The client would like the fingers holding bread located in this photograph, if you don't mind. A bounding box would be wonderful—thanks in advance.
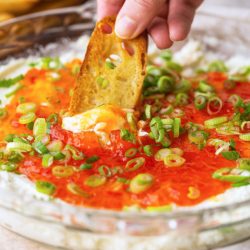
[69,16,148,114]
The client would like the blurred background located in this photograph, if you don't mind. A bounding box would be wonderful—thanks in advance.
[0,0,249,23]
[0,0,86,22]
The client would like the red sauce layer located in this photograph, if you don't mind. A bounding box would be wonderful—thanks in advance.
[1,62,250,211]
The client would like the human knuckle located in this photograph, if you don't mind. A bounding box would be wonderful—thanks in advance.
[134,0,165,9]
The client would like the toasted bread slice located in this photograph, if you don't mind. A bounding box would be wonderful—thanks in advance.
[69,16,147,115]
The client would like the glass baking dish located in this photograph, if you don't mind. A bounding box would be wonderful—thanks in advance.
[0,1,250,249]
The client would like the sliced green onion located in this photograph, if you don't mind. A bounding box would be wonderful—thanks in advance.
[143,145,153,156]
[16,102,37,114]
[46,113,59,125]
[126,112,137,131]
[26,122,34,130]
[208,60,227,72]
[117,177,130,184]
[232,181,250,187]
[125,148,138,158]
[125,157,145,172]
[150,117,171,147]
[33,141,49,154]
[160,105,174,115]
[146,65,162,76]
[212,168,250,183]
[228,94,243,108]
[188,130,209,146]
[0,75,23,88]
[13,134,29,144]
[65,145,85,160]
[58,150,71,163]
[160,50,172,61]
[4,134,15,142]
[129,173,154,194]
[221,151,240,161]
[86,155,100,164]
[53,152,66,161]
[47,140,63,152]
[216,123,240,136]
[241,121,250,132]
[207,96,223,115]
[42,154,54,168]
[145,104,152,119]
[67,183,90,198]
[96,76,109,89]
[229,139,236,150]
[85,175,106,187]
[35,181,56,195]
[194,95,207,110]
[0,108,8,120]
[34,134,50,145]
[204,116,228,129]
[237,158,250,170]
[155,148,172,161]
[171,148,184,156]
[187,186,200,200]
[175,93,189,106]
[172,108,185,118]
[162,118,173,130]
[80,163,92,170]
[164,154,185,167]
[0,162,18,172]
[7,142,32,152]
[105,58,116,69]
[173,118,181,138]
[7,151,23,163]
[157,76,174,93]
[52,166,74,178]
[239,133,250,141]
[150,117,163,139]
[174,79,191,93]
[41,57,62,70]
[18,112,36,125]
[112,166,124,175]
[208,139,229,155]
[198,80,214,93]
[120,129,136,143]
[33,118,47,137]
[166,61,182,72]
[98,165,112,177]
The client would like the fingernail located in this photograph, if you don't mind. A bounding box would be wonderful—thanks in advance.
[115,15,137,39]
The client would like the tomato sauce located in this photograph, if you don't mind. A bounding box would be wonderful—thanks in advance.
[1,63,250,211]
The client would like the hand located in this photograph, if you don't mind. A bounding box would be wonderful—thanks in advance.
[97,0,203,49]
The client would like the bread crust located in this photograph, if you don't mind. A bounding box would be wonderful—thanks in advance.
[69,16,147,115]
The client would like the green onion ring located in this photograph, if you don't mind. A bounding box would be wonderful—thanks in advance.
[98,165,112,177]
[204,116,228,129]
[207,96,223,115]
[194,95,207,110]
[239,133,250,141]
[125,148,138,158]
[213,168,250,183]
[125,157,145,172]
[19,112,36,125]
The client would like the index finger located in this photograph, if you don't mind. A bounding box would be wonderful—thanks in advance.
[97,0,125,20]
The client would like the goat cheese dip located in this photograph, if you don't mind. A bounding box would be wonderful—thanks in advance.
[0,36,250,249]
[1,36,250,211]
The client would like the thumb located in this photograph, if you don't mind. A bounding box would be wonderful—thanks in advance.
[115,0,166,39]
